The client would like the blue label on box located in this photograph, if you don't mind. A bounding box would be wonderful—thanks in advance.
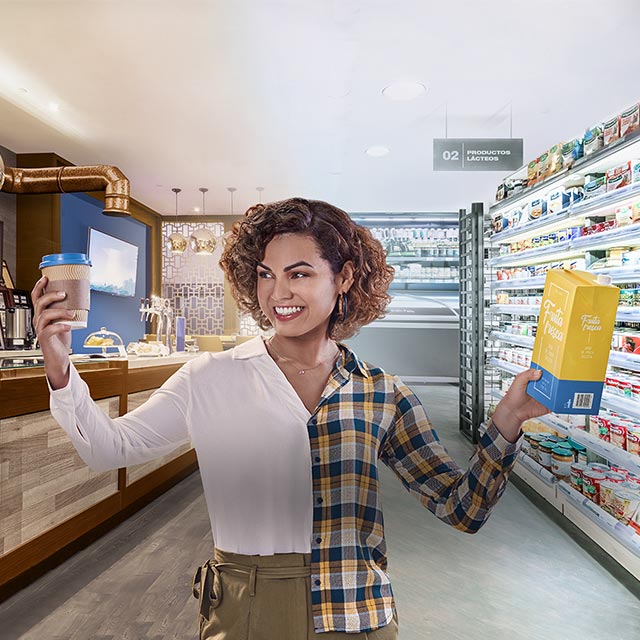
[526,363,604,414]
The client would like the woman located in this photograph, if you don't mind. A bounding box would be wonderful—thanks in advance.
[32,197,548,639]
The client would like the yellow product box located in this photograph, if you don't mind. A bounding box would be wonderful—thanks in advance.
[527,269,619,414]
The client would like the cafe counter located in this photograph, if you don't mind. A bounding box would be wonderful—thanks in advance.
[0,352,201,599]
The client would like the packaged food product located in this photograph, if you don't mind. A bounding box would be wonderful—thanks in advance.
[496,182,507,202]
[620,103,640,138]
[548,144,564,175]
[634,203,640,224]
[584,176,607,198]
[616,205,634,226]
[527,159,538,186]
[603,116,621,146]
[626,424,640,455]
[547,189,570,215]
[606,161,634,192]
[562,139,583,169]
[537,152,550,181]
[583,126,604,156]
[570,462,589,491]
[599,480,619,514]
[632,160,640,183]
[613,488,640,524]
[527,270,619,414]
[509,208,525,228]
[492,211,505,234]
[528,198,547,221]
[582,469,606,503]
[588,463,611,473]
[539,440,555,469]
[551,445,574,479]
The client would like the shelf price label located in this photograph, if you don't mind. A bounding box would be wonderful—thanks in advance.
[433,138,524,172]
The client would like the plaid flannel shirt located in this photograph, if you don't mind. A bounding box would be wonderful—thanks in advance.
[309,342,522,633]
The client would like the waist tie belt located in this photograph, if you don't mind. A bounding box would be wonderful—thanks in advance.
[192,559,312,621]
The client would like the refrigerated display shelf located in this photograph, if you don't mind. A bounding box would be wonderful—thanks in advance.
[488,127,640,215]
[601,391,640,419]
[492,305,640,323]
[387,255,459,262]
[557,482,640,560]
[490,331,535,348]
[489,181,640,245]
[492,266,640,291]
[489,222,640,268]
[488,357,526,376]
[491,334,640,373]
[491,276,546,290]
[567,428,640,475]
[517,452,558,486]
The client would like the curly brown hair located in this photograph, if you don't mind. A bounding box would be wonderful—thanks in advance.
[219,197,394,340]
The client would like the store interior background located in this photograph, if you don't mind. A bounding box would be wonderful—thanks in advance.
[2,1,640,638]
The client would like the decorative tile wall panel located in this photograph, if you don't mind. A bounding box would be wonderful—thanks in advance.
[162,222,225,336]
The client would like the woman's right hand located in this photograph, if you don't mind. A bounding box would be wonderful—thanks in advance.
[31,275,74,389]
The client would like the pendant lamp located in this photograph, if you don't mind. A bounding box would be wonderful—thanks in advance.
[189,187,216,255]
[222,187,237,247]
[167,188,187,254]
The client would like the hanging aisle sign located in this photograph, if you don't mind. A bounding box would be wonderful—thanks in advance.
[433,138,524,171]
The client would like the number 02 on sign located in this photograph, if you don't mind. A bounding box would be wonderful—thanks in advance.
[433,138,524,172]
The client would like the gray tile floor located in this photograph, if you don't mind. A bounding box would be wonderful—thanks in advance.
[1,384,639,639]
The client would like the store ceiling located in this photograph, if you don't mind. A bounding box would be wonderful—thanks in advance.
[0,0,639,216]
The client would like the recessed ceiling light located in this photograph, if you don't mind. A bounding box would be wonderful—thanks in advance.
[18,87,28,94]
[365,145,390,158]
[382,81,427,101]
[194,206,201,213]
[48,102,59,112]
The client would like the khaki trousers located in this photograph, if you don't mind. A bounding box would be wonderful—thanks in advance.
[192,548,399,639]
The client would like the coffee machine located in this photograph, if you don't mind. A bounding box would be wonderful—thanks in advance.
[0,222,35,350]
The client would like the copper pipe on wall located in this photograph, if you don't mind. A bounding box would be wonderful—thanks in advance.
[0,154,130,217]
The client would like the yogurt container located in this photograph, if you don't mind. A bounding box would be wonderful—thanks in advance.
[599,481,620,515]
[613,488,640,524]
[570,463,589,492]
[583,470,606,503]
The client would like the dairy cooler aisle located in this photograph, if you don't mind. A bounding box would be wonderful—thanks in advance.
[347,212,459,382]
[483,99,640,584]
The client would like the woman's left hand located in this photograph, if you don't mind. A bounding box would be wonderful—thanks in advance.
[491,369,550,443]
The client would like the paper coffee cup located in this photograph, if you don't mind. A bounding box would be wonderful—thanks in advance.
[39,253,92,329]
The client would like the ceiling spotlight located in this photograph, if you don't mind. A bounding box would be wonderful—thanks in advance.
[365,145,390,158]
[48,102,60,112]
[382,81,427,101]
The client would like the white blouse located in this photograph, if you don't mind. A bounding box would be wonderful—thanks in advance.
[49,337,315,555]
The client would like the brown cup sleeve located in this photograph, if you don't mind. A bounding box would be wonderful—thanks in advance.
[45,279,91,311]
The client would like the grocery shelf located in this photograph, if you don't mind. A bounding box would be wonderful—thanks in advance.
[491,276,546,291]
[387,255,459,262]
[489,241,574,267]
[489,222,640,268]
[601,391,640,419]
[489,357,527,375]
[489,128,640,215]
[517,452,558,486]
[608,352,640,373]
[489,181,640,245]
[491,304,640,323]
[567,428,640,475]
[491,304,540,316]
[558,483,640,560]
[571,222,640,252]
[490,331,535,348]
[492,265,640,291]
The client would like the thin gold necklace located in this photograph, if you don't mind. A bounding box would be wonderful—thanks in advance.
[267,337,340,375]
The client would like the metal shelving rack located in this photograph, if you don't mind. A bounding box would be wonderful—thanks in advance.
[480,122,640,581]
[458,203,484,443]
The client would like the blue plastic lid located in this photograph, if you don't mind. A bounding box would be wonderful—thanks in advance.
[39,253,92,269]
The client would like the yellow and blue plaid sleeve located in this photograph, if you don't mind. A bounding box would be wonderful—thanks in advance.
[379,378,522,533]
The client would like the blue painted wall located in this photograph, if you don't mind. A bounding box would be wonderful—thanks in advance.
[60,193,149,352]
